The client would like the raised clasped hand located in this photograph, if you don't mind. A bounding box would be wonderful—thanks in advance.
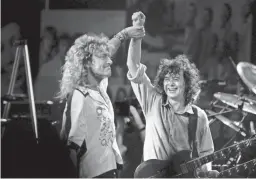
[122,11,146,40]
[132,11,146,27]
[124,26,145,39]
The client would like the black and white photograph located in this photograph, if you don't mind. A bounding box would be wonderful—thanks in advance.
[1,0,256,178]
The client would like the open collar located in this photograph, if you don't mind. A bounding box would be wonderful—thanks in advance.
[162,95,194,114]
[77,79,110,110]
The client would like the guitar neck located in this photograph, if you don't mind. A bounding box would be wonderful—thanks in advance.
[218,158,256,178]
[184,137,255,172]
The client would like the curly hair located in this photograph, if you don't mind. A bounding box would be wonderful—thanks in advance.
[56,33,111,100]
[153,55,201,106]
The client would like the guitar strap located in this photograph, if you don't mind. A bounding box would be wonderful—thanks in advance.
[140,106,199,163]
[188,106,199,158]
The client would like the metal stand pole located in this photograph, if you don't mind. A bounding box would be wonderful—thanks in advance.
[2,46,22,118]
[2,40,39,143]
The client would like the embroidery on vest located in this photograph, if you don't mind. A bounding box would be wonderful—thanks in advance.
[96,106,114,146]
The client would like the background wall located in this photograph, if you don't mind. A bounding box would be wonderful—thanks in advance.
[38,10,129,102]
[40,10,126,35]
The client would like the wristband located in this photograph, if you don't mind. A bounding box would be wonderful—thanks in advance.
[114,29,128,42]
[68,141,80,151]
[114,34,124,42]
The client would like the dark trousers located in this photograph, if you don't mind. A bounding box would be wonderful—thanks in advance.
[94,169,118,178]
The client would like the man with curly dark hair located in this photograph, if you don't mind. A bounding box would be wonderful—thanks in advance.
[127,12,218,178]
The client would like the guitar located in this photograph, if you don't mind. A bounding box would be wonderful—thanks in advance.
[218,158,256,178]
[134,137,256,178]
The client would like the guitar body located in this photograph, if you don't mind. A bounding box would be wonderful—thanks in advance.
[134,138,256,178]
[134,150,195,178]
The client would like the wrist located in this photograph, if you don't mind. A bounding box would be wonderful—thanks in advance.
[131,38,142,42]
[114,29,128,42]
[121,28,128,39]
[135,38,143,42]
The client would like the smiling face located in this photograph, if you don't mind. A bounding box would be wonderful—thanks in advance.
[163,70,185,102]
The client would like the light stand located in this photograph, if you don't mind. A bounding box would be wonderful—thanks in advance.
[1,40,39,143]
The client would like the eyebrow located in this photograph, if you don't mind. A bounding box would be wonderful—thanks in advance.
[102,53,110,57]
[165,74,180,78]
[94,52,110,58]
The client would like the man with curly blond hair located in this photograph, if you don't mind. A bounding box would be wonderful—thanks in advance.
[58,26,145,178]
[127,12,219,178]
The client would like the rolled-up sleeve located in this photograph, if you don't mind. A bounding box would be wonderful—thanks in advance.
[198,111,214,157]
[68,90,87,148]
[127,63,157,115]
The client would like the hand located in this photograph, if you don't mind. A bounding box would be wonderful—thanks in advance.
[132,11,146,27]
[123,26,145,39]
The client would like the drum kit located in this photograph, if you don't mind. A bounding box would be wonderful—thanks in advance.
[203,61,256,177]
[206,61,256,136]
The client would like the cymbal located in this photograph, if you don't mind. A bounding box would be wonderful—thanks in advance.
[206,109,246,137]
[214,92,256,115]
[237,62,256,94]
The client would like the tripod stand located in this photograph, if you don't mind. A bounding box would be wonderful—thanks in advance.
[2,40,39,142]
